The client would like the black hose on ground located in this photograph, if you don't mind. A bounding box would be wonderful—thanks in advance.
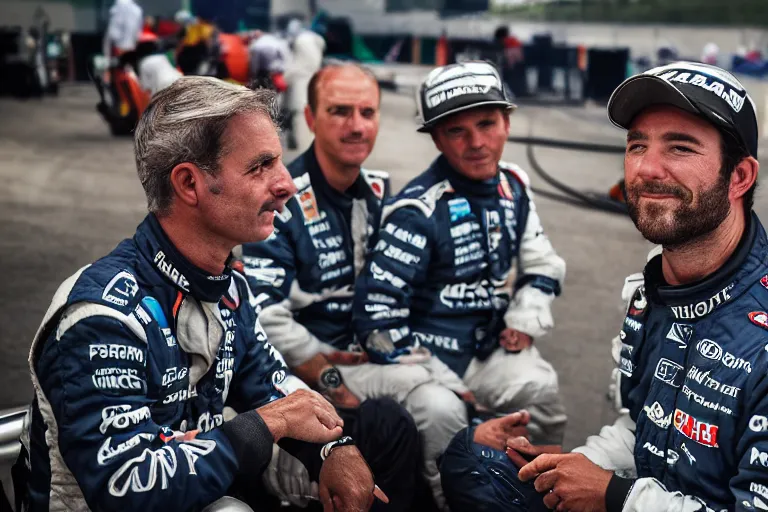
[524,144,628,216]
[508,136,625,154]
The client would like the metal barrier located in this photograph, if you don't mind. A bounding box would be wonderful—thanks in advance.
[0,407,26,463]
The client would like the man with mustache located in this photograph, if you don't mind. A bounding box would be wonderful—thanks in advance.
[352,61,567,508]
[443,61,768,512]
[16,76,386,512]
[240,62,424,510]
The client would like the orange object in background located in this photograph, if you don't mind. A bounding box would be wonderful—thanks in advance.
[577,44,588,72]
[436,33,449,66]
[217,32,249,84]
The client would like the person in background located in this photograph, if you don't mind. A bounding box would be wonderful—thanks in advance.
[102,0,143,76]
[284,19,326,151]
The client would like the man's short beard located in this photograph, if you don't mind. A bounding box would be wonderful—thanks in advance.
[626,172,731,248]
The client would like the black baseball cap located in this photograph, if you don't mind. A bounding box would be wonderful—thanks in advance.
[417,61,517,133]
[608,61,758,157]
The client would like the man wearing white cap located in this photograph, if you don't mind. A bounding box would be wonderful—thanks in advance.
[352,60,567,508]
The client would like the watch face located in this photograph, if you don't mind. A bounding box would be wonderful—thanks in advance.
[320,367,343,389]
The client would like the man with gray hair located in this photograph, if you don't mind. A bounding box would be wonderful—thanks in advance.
[17,76,386,512]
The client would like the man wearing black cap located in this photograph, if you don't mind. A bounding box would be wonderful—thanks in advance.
[351,61,567,508]
[453,61,767,512]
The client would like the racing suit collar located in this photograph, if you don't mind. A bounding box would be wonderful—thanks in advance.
[436,154,500,197]
[645,212,764,314]
[135,213,233,302]
[306,143,367,207]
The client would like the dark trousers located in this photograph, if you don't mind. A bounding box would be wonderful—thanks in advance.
[234,398,435,511]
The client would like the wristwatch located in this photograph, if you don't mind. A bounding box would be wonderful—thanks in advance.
[317,366,343,394]
[320,436,355,460]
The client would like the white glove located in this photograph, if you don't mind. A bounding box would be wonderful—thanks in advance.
[504,287,555,339]
[262,445,318,507]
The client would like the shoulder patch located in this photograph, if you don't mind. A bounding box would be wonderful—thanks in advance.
[381,179,452,223]
[361,168,389,200]
[499,161,531,188]
[102,271,139,308]
[361,168,390,180]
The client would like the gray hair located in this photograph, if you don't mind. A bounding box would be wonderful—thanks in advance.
[134,76,279,215]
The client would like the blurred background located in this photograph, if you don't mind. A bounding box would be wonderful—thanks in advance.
[1,0,768,478]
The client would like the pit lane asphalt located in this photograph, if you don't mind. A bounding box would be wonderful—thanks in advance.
[3,84,763,452]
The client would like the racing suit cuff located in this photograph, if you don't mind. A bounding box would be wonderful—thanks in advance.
[605,474,635,512]
[220,410,274,477]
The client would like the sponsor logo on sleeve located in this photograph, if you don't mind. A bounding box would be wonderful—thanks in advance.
[92,369,145,393]
[102,271,139,307]
[673,408,718,447]
[99,405,151,434]
[90,344,145,364]
[98,432,155,465]
[628,288,647,316]
[624,317,643,331]
[107,439,216,496]
[162,367,188,388]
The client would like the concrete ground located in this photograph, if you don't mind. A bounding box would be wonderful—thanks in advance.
[1,82,765,463]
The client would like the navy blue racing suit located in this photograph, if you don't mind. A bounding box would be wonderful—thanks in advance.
[352,155,565,376]
[18,214,317,511]
[240,146,425,511]
[241,144,390,365]
[575,213,768,511]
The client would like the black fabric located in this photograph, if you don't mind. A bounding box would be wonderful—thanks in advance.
[337,398,423,512]
[220,410,275,478]
[605,474,635,512]
[235,398,428,512]
[440,426,548,512]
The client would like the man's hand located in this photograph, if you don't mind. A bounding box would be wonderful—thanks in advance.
[500,328,532,352]
[473,410,530,451]
[518,453,613,512]
[504,436,562,468]
[318,445,389,512]
[257,389,344,443]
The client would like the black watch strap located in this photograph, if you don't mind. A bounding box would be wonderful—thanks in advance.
[320,436,355,460]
